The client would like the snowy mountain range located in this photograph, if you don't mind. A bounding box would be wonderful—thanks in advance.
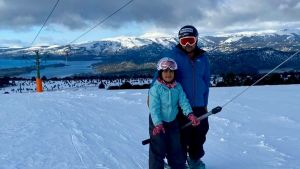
[1,30,300,77]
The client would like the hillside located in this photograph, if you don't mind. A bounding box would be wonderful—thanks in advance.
[0,85,300,168]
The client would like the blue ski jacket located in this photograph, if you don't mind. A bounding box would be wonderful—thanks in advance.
[170,46,210,107]
[149,80,193,126]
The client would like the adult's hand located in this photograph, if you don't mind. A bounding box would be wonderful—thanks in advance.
[188,114,200,126]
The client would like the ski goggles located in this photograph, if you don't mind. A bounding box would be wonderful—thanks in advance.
[179,36,197,46]
[158,60,178,70]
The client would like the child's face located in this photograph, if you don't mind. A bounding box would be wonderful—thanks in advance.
[162,69,174,82]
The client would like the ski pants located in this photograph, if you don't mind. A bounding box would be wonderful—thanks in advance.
[177,107,209,161]
[149,116,186,169]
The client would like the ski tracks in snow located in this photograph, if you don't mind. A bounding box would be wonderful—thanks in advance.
[54,90,148,169]
[206,99,298,169]
[2,86,299,169]
[58,111,88,169]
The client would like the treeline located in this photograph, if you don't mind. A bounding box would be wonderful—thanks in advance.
[37,74,153,81]
[0,76,30,88]
[0,74,153,88]
[0,75,152,93]
[213,72,300,87]
[1,71,300,90]
[107,81,150,90]
[0,76,11,88]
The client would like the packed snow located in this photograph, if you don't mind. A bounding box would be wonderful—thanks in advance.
[0,84,300,169]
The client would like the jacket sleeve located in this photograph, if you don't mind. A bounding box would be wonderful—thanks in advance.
[203,55,210,106]
[150,71,158,87]
[147,71,158,107]
[149,85,162,126]
[177,84,193,116]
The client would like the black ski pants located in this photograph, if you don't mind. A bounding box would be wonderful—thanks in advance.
[177,107,209,161]
[149,116,185,169]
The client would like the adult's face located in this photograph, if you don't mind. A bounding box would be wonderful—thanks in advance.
[181,43,196,53]
[179,36,197,53]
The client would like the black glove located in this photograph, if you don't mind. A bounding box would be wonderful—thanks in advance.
[212,106,222,114]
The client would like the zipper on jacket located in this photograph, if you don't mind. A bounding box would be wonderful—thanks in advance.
[168,89,172,114]
[190,60,196,107]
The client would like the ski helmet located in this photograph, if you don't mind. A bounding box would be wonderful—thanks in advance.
[178,25,198,39]
[157,57,178,71]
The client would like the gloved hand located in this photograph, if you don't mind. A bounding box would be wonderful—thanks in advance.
[152,124,165,136]
[188,114,200,126]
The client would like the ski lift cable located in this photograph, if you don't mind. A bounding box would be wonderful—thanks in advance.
[220,50,300,109]
[30,0,61,46]
[141,51,300,146]
[22,0,60,76]
[20,0,133,73]
[68,0,134,45]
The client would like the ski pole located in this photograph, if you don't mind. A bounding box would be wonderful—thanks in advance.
[142,106,222,145]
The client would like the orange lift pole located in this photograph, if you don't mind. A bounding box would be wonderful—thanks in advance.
[35,50,43,92]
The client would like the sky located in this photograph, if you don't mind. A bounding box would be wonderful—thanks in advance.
[0,0,300,47]
[0,83,300,168]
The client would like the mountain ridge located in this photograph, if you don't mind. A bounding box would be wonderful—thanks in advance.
[1,30,300,77]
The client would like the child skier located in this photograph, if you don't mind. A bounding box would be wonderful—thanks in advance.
[149,57,200,169]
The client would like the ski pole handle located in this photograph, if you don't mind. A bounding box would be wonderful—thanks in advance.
[211,106,222,114]
[142,138,151,145]
[181,106,222,129]
[142,106,222,145]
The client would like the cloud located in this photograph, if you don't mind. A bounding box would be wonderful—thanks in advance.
[295,2,300,8]
[0,0,299,34]
[0,1,4,8]
[0,39,26,47]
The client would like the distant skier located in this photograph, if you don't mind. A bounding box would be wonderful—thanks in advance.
[148,57,200,169]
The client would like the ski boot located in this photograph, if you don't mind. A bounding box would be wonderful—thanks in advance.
[164,161,190,169]
[187,158,206,169]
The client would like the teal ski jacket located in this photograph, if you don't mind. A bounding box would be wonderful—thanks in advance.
[149,80,193,126]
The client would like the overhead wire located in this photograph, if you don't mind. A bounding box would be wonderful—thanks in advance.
[20,0,61,68]
[220,50,300,108]
[68,0,134,45]
[30,0,61,46]
[18,0,60,79]
[17,0,134,78]
[61,0,134,67]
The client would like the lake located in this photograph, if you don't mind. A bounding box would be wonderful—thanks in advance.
[0,58,102,78]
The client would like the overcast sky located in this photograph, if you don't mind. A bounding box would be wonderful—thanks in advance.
[0,0,300,47]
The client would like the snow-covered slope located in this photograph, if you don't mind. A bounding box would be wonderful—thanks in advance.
[0,85,300,169]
